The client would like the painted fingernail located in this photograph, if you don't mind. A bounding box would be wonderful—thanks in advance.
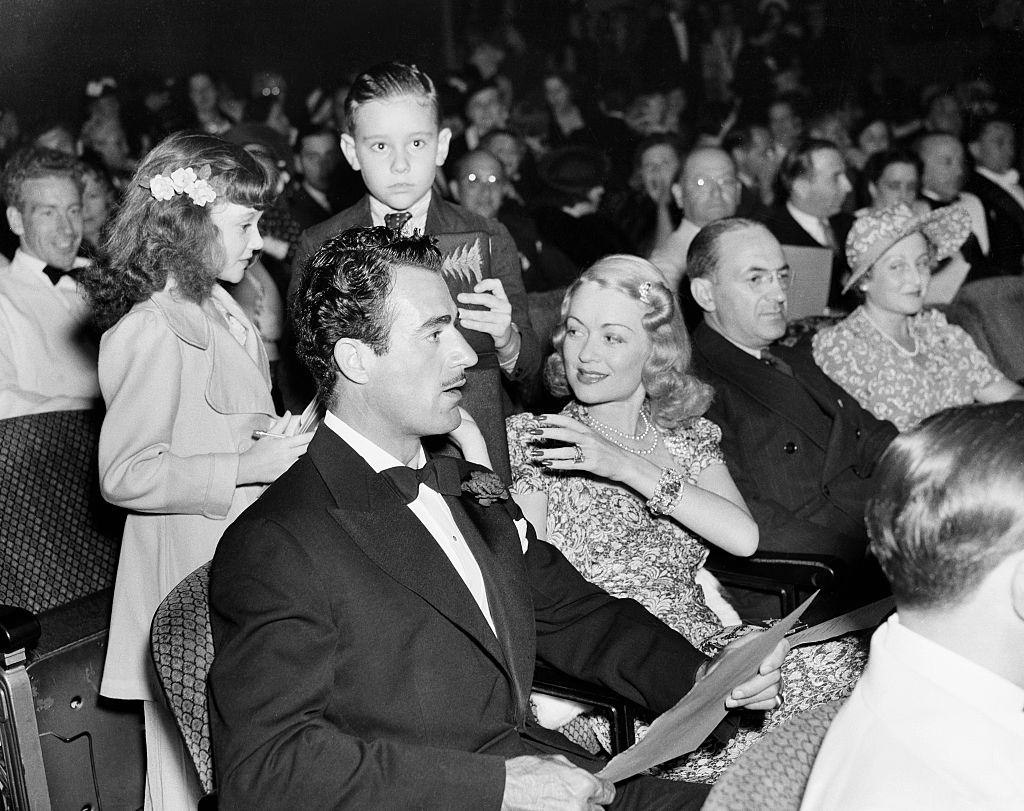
[529,428,543,435]
[529,449,543,458]
[541,461,552,467]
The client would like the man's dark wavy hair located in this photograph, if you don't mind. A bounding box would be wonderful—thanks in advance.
[292,226,442,404]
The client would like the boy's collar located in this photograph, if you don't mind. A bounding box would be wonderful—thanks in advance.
[369,190,432,232]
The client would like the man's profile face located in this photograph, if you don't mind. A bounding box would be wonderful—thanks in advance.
[693,226,789,351]
[362,267,477,444]
[7,175,83,269]
[299,133,341,192]
[920,135,965,200]
[341,95,451,212]
[970,121,1015,175]
[454,152,504,220]
[676,148,739,227]
[793,148,850,218]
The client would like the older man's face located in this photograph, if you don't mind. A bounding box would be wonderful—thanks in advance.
[793,148,851,218]
[692,225,790,352]
[920,135,965,200]
[676,148,739,227]
[453,152,504,220]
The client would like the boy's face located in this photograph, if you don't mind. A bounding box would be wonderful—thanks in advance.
[341,94,451,211]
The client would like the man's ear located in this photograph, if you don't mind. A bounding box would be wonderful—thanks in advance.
[967,140,981,162]
[690,276,716,313]
[6,205,24,237]
[339,133,360,172]
[671,182,684,210]
[435,127,452,167]
[790,177,809,205]
[1010,554,1024,623]
[448,178,461,202]
[333,338,371,384]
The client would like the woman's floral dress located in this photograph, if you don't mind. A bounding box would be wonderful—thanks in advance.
[508,404,869,782]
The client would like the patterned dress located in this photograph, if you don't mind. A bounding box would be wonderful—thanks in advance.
[813,307,1005,432]
[508,405,869,783]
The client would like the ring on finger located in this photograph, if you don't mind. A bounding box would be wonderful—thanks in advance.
[573,444,585,464]
[773,694,783,710]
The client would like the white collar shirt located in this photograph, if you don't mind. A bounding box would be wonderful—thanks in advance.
[322,410,497,635]
[977,166,1024,212]
[787,201,831,248]
[369,190,432,236]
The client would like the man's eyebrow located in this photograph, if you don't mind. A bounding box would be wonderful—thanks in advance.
[745,263,791,273]
[417,314,452,332]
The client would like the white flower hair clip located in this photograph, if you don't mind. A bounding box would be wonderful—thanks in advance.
[637,281,653,304]
[142,164,217,207]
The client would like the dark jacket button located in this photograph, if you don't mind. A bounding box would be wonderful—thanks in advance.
[855,429,863,439]
[784,442,798,454]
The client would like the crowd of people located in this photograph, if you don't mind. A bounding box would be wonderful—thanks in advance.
[2,1,1024,809]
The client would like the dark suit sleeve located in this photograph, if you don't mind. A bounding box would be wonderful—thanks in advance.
[520,525,708,715]
[209,517,506,811]
[487,219,541,382]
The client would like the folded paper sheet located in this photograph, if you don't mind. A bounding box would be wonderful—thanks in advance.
[598,591,817,784]
[788,596,895,648]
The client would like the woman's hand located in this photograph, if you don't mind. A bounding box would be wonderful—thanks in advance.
[237,412,315,485]
[448,407,493,469]
[527,413,647,483]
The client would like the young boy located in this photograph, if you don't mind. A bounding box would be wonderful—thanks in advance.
[292,62,539,481]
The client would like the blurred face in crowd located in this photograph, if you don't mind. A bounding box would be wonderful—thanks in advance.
[691,225,790,351]
[81,170,113,246]
[543,76,572,111]
[639,143,680,204]
[483,132,524,179]
[341,94,451,212]
[85,119,131,169]
[35,126,77,156]
[675,147,739,227]
[871,161,920,210]
[188,73,219,115]
[920,134,965,200]
[465,87,507,136]
[791,147,851,218]
[809,114,852,152]
[768,101,801,149]
[926,93,963,137]
[861,232,930,318]
[298,132,341,192]
[857,120,891,158]
[7,175,83,270]
[452,151,504,220]
[970,121,1016,174]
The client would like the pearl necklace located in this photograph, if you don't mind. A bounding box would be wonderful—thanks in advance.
[860,308,919,357]
[581,407,660,455]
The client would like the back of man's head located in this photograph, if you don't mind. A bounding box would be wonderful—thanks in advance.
[344,62,440,135]
[776,136,837,200]
[293,226,441,403]
[1,146,82,212]
[867,402,1024,611]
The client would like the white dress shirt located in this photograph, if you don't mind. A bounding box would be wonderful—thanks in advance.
[369,190,432,235]
[802,615,1024,810]
[323,410,497,635]
[0,248,99,418]
[787,202,832,249]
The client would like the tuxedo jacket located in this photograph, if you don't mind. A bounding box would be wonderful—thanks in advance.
[757,205,854,310]
[285,183,337,233]
[291,195,541,482]
[965,171,1024,275]
[208,426,708,810]
[692,324,897,566]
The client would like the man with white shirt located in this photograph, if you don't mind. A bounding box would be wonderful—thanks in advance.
[802,402,1024,810]
[209,226,787,810]
[687,218,896,574]
[0,146,99,418]
[966,115,1024,274]
[757,138,855,309]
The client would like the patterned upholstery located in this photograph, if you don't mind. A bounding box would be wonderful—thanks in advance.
[151,563,215,795]
[0,409,124,614]
[702,699,845,811]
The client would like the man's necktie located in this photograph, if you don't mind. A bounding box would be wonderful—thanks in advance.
[43,265,79,286]
[381,457,462,504]
[819,219,837,252]
[384,211,412,233]
[761,348,795,378]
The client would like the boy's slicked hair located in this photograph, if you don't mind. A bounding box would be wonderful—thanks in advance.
[344,62,440,134]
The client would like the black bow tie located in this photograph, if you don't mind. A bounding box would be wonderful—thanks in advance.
[43,265,79,286]
[380,457,462,504]
[384,211,412,232]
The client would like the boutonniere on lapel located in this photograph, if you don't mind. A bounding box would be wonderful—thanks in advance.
[461,471,509,507]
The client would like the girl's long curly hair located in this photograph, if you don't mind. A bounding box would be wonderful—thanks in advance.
[81,131,275,331]
[545,254,714,429]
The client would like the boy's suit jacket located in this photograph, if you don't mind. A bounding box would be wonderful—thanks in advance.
[291,195,541,482]
[209,425,708,809]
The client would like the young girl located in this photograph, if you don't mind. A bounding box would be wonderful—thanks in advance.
[81,131,313,809]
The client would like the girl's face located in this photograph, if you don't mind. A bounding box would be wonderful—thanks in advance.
[210,202,264,284]
[863,232,930,317]
[561,281,652,407]
[81,173,112,243]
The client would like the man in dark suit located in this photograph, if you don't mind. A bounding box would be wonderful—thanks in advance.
[286,125,351,232]
[756,137,855,309]
[686,218,897,572]
[966,115,1024,275]
[208,227,786,809]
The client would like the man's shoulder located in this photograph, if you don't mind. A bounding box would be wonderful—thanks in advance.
[432,197,505,234]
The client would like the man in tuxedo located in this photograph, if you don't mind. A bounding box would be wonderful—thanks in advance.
[0,146,99,417]
[803,403,1024,807]
[208,227,787,809]
[687,218,897,571]
[966,115,1024,275]
[756,137,854,309]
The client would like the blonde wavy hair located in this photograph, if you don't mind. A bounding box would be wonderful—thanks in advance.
[545,254,713,429]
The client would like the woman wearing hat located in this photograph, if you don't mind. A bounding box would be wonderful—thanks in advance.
[813,204,1024,431]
